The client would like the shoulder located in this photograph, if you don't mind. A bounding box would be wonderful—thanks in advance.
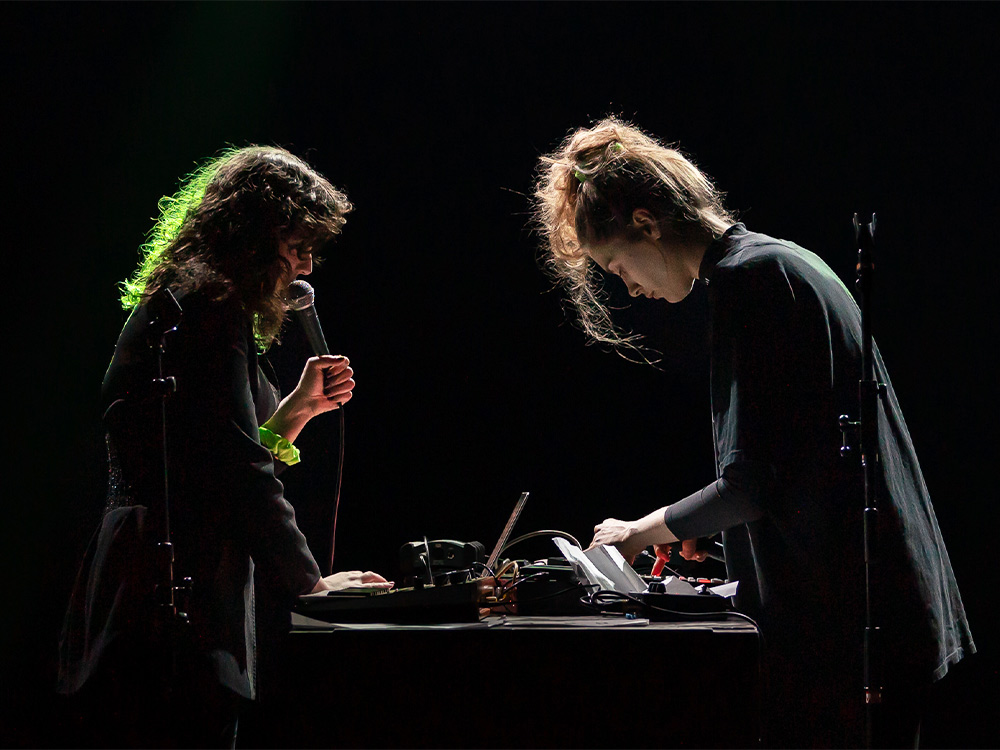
[714,230,847,300]
[170,289,249,344]
[711,234,798,304]
[127,289,252,368]
[717,231,803,275]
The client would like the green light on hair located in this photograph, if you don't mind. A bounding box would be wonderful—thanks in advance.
[119,149,238,310]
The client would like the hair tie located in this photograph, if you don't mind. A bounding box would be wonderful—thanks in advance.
[573,168,588,184]
[259,426,301,466]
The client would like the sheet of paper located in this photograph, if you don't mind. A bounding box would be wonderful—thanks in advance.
[551,537,616,592]
[584,544,648,594]
[552,538,648,594]
[709,580,739,598]
[661,575,699,594]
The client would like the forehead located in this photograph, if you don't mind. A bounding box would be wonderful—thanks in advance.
[281,230,323,252]
[282,229,310,246]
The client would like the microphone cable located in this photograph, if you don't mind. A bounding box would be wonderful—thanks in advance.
[286,278,346,577]
[328,404,344,575]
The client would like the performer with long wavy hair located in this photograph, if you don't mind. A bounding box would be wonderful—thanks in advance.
[58,146,391,747]
[533,117,974,748]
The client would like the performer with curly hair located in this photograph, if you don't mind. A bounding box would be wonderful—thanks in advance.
[58,146,391,747]
[533,118,974,748]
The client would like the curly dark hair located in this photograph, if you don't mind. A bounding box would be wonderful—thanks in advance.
[122,145,353,347]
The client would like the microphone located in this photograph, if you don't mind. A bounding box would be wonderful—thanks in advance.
[286,280,330,356]
[287,278,343,576]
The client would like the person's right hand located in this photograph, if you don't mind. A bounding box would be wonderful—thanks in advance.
[588,517,646,562]
[310,570,393,594]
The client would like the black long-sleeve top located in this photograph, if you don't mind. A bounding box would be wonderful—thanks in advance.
[660,225,973,710]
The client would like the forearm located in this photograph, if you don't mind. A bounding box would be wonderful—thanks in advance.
[628,506,681,549]
[663,468,766,540]
[261,393,313,444]
[262,355,352,443]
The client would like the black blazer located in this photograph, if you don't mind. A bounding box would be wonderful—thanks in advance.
[58,290,321,699]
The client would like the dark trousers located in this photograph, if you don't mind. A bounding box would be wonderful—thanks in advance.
[65,640,242,749]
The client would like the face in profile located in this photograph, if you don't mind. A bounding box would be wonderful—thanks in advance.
[277,237,314,291]
[584,210,701,304]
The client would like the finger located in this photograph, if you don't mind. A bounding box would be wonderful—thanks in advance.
[361,572,389,583]
[322,374,355,393]
[323,365,354,380]
[323,389,354,408]
[322,372,354,392]
[323,377,355,398]
[307,357,348,379]
[312,355,349,368]
[322,367,354,386]
[594,519,618,533]
[320,367,351,383]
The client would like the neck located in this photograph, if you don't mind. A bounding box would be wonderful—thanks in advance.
[671,230,712,282]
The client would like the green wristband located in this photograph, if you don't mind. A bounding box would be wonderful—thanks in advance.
[258,426,301,466]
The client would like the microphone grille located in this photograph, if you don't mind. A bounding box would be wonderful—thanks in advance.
[286,280,315,311]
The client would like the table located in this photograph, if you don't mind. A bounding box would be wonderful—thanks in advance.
[241,613,761,748]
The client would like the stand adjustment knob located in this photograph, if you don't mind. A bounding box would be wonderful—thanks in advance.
[838,414,860,458]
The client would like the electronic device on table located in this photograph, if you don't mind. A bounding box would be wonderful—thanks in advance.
[294,492,529,624]
[293,491,735,624]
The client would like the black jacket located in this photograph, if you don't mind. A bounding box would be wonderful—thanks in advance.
[58,290,321,699]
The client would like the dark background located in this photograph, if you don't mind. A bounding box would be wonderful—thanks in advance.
[3,2,997,747]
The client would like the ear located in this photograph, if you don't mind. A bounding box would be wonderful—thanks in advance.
[630,208,662,241]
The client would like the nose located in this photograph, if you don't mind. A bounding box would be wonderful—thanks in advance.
[299,255,313,276]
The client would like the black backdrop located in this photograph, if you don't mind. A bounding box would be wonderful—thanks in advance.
[4,3,998,746]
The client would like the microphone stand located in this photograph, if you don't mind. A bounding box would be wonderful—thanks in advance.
[839,213,884,748]
[146,289,191,654]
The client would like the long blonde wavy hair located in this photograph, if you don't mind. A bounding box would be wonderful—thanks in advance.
[532,116,734,352]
